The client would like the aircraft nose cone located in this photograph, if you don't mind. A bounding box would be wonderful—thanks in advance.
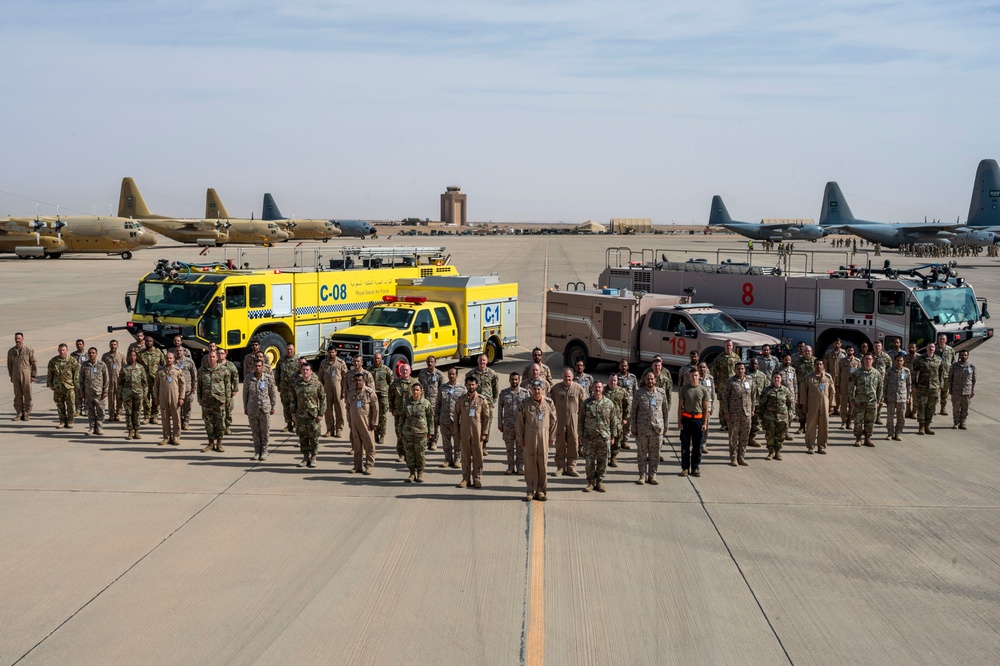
[139,231,158,247]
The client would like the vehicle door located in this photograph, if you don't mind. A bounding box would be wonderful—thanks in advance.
[874,287,906,349]
[433,306,459,357]
[411,308,435,362]
[224,284,247,348]
[661,313,693,366]
[638,310,670,363]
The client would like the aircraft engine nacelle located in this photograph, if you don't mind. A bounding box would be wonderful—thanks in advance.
[955,229,998,246]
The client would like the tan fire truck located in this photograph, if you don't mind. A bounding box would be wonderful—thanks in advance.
[546,288,780,373]
[598,248,993,356]
[110,247,458,367]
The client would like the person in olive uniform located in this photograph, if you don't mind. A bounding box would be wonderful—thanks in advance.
[7,332,37,422]
[390,363,420,461]
[290,361,326,468]
[579,382,617,493]
[849,353,883,446]
[198,351,231,452]
[47,343,80,428]
[914,342,945,435]
[759,372,794,460]
[948,349,976,430]
[401,383,434,482]
[217,349,240,436]
[79,347,110,436]
[243,357,278,460]
[119,350,148,439]
[371,352,395,445]
[276,343,299,432]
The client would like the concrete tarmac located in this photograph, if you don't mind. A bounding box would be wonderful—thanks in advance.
[2,236,1000,664]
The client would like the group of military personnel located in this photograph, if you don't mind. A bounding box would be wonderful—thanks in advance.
[6,332,980,501]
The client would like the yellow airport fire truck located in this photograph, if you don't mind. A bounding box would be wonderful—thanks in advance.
[327,275,518,372]
[110,247,458,366]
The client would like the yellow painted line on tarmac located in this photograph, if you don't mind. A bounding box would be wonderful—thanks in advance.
[525,501,545,666]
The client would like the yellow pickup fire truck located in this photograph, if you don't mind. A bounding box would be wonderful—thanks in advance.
[110,247,458,366]
[327,275,518,372]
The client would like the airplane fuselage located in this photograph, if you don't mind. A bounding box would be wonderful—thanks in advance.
[723,222,826,242]
[1,216,156,258]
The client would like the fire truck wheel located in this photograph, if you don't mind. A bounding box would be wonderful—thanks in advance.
[250,331,287,368]
[485,339,501,365]
[564,342,592,371]
[389,353,410,378]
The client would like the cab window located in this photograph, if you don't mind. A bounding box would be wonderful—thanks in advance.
[225,285,247,309]
[852,289,874,314]
[878,290,904,315]
[414,309,434,330]
[249,284,266,308]
[434,307,452,327]
[648,311,668,331]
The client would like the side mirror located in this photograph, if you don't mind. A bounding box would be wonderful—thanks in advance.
[125,295,133,313]
[350,317,358,326]
[417,322,430,334]
[983,303,991,320]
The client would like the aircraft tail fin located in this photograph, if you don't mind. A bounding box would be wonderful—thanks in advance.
[206,188,230,220]
[708,196,732,226]
[262,193,284,221]
[118,177,154,219]
[819,182,855,226]
[967,159,1000,227]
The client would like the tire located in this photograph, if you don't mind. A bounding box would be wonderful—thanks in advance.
[249,330,287,370]
[564,342,590,370]
[322,238,329,243]
[485,339,502,365]
[121,251,133,260]
[48,253,62,259]
[389,352,410,378]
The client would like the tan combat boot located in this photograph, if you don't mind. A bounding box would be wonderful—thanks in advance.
[406,469,415,483]
[737,457,749,466]
[215,440,225,452]
[765,451,774,460]
[415,469,424,483]
[853,438,862,447]
[774,452,783,460]
[125,430,133,440]
[584,481,594,493]
[863,437,875,447]
[201,440,213,453]
[159,438,169,446]
[133,429,141,440]
[608,455,618,468]
[729,457,738,467]
[917,424,925,435]
[925,425,935,435]
[595,480,606,493]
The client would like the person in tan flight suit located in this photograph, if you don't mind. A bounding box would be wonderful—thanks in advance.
[154,351,186,446]
[517,380,557,501]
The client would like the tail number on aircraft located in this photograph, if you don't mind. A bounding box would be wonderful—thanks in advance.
[484,304,500,325]
[320,284,348,301]
[741,283,755,306]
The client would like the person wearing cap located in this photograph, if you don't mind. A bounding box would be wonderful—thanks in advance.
[517,379,556,501]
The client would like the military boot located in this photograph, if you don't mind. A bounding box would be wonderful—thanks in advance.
[917,424,926,435]
[748,436,762,447]
[608,455,618,468]
[215,440,226,452]
[11,413,21,421]
[863,437,875,447]
[925,425,935,435]
[729,457,738,467]
[737,457,749,466]
[774,452,783,461]
[406,469,415,483]
[765,450,774,460]
[853,437,862,446]
[202,440,213,452]
[159,438,169,446]
[23,412,30,421]
[595,480,606,492]
[584,481,593,493]
[415,469,424,483]
[133,429,141,440]
[306,455,316,468]
[635,475,645,485]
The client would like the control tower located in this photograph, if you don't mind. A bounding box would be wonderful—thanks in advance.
[440,186,467,226]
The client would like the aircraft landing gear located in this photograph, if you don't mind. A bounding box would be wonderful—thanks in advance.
[47,253,62,259]
[121,251,133,260]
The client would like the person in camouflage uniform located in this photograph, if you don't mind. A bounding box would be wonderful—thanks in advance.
[935,333,956,416]
[711,340,741,430]
[903,342,920,418]
[198,351,231,453]
[401,383,434,483]
[137,337,165,424]
[347,372,379,474]
[290,362,326,468]
[466,354,499,450]
[217,349,240,436]
[276,343,299,432]
[579,382,617,493]
[47,343,80,428]
[435,367,466,468]
[642,356,672,463]
[417,355,446,450]
[883,353,912,440]
[243,356,277,460]
[126,331,145,360]
[725,362,757,466]
[757,344,780,381]
[573,359,595,393]
[823,339,846,417]
[792,345,817,433]
[948,349,976,430]
[524,363,552,395]
[871,340,893,424]
[390,363,420,461]
[80,347,110,436]
[101,340,125,422]
[849,353,883,446]
[746,358,769,447]
[697,361,716,452]
[604,373,630,467]
[370,352,394,445]
[119,350,148,439]
[914,342,945,435]
[241,340,262,378]
[630,372,669,485]
[758,372,794,460]
[345,355,374,393]
[838,347,861,429]
[615,360,638,450]
[497,372,530,475]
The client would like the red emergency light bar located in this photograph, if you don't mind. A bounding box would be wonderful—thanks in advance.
[382,296,399,302]
[402,296,427,304]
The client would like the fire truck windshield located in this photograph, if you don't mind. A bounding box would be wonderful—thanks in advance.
[135,282,217,317]
[689,311,746,334]
[913,287,979,325]
[358,306,415,330]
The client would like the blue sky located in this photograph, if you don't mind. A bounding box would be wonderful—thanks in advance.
[2,1,998,223]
